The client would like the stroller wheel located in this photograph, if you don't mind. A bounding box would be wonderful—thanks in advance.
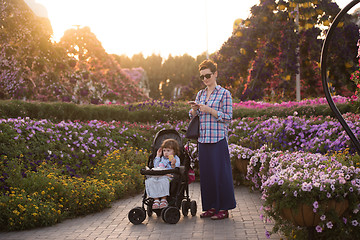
[181,200,190,216]
[128,207,146,225]
[163,206,180,224]
[161,207,168,222]
[190,200,197,216]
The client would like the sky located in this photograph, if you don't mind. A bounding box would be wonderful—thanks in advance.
[25,0,352,59]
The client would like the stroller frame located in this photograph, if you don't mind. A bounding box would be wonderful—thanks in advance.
[128,129,197,224]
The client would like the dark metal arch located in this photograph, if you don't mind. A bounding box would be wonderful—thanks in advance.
[320,0,360,155]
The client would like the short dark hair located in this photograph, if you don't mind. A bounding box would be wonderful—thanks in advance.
[199,59,217,73]
[161,139,180,156]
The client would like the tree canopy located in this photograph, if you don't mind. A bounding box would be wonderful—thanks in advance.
[0,0,148,104]
[213,0,358,101]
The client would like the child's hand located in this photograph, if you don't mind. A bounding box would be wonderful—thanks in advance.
[156,148,162,157]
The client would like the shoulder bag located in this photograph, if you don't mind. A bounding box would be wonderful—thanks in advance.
[185,115,199,139]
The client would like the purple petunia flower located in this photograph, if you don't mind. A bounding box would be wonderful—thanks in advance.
[326,221,333,229]
[352,220,359,226]
[316,225,322,233]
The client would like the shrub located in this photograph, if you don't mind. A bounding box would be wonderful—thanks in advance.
[0,147,147,231]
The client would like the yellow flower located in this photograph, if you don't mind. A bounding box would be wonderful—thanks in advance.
[278,4,286,11]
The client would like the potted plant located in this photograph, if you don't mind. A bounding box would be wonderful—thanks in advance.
[229,144,255,185]
[261,151,360,239]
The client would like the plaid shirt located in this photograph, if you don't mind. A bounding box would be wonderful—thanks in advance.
[189,85,232,143]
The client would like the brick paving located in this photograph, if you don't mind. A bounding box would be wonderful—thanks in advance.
[0,182,281,240]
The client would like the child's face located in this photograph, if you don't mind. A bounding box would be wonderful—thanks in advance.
[162,148,175,158]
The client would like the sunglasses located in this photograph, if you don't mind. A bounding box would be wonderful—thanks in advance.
[200,73,213,80]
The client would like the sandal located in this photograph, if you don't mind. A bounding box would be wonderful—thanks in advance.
[159,199,168,209]
[152,199,160,209]
[211,210,229,220]
[200,208,216,218]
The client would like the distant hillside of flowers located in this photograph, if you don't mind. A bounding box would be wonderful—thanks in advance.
[233,95,350,109]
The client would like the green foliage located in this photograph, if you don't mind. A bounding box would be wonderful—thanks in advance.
[0,1,148,104]
[214,0,358,101]
[0,148,147,231]
[113,53,207,101]
[0,100,358,123]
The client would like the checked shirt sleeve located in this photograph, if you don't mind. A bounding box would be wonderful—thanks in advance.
[216,90,232,123]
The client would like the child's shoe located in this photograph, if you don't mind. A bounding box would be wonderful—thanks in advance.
[152,200,160,209]
[159,199,168,208]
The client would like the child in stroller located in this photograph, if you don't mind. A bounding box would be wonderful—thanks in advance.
[145,139,181,209]
[128,129,197,224]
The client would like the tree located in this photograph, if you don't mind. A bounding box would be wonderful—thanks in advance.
[1,0,148,104]
[113,53,205,100]
[58,26,149,104]
[0,0,73,101]
[214,0,358,101]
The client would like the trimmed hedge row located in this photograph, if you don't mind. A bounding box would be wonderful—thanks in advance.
[0,100,357,122]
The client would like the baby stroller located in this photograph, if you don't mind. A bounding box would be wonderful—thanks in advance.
[128,129,197,224]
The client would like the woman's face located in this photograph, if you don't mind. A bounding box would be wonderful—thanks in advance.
[200,68,217,87]
[162,148,175,158]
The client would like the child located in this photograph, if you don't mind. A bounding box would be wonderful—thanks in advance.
[145,139,181,209]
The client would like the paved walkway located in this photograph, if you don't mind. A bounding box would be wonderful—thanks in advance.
[0,183,281,240]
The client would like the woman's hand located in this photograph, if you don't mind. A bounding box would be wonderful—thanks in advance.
[198,104,211,113]
[198,104,217,117]
[188,101,199,116]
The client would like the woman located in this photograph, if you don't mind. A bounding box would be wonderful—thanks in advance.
[188,59,236,220]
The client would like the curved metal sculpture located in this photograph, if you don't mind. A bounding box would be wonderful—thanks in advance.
[320,0,360,155]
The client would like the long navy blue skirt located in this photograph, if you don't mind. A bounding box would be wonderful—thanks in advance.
[198,138,236,212]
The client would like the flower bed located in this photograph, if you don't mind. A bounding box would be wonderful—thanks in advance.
[0,148,146,231]
[2,113,360,233]
[233,95,349,109]
[229,113,360,154]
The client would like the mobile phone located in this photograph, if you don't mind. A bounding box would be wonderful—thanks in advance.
[188,101,197,105]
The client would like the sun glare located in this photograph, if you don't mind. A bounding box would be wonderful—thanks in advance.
[34,0,255,58]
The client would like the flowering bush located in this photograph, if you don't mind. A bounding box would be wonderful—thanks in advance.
[260,151,360,239]
[0,117,156,178]
[229,113,360,154]
[233,96,349,109]
[0,148,147,231]
[245,145,282,190]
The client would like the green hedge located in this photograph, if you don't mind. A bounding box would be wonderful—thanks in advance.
[0,100,357,122]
